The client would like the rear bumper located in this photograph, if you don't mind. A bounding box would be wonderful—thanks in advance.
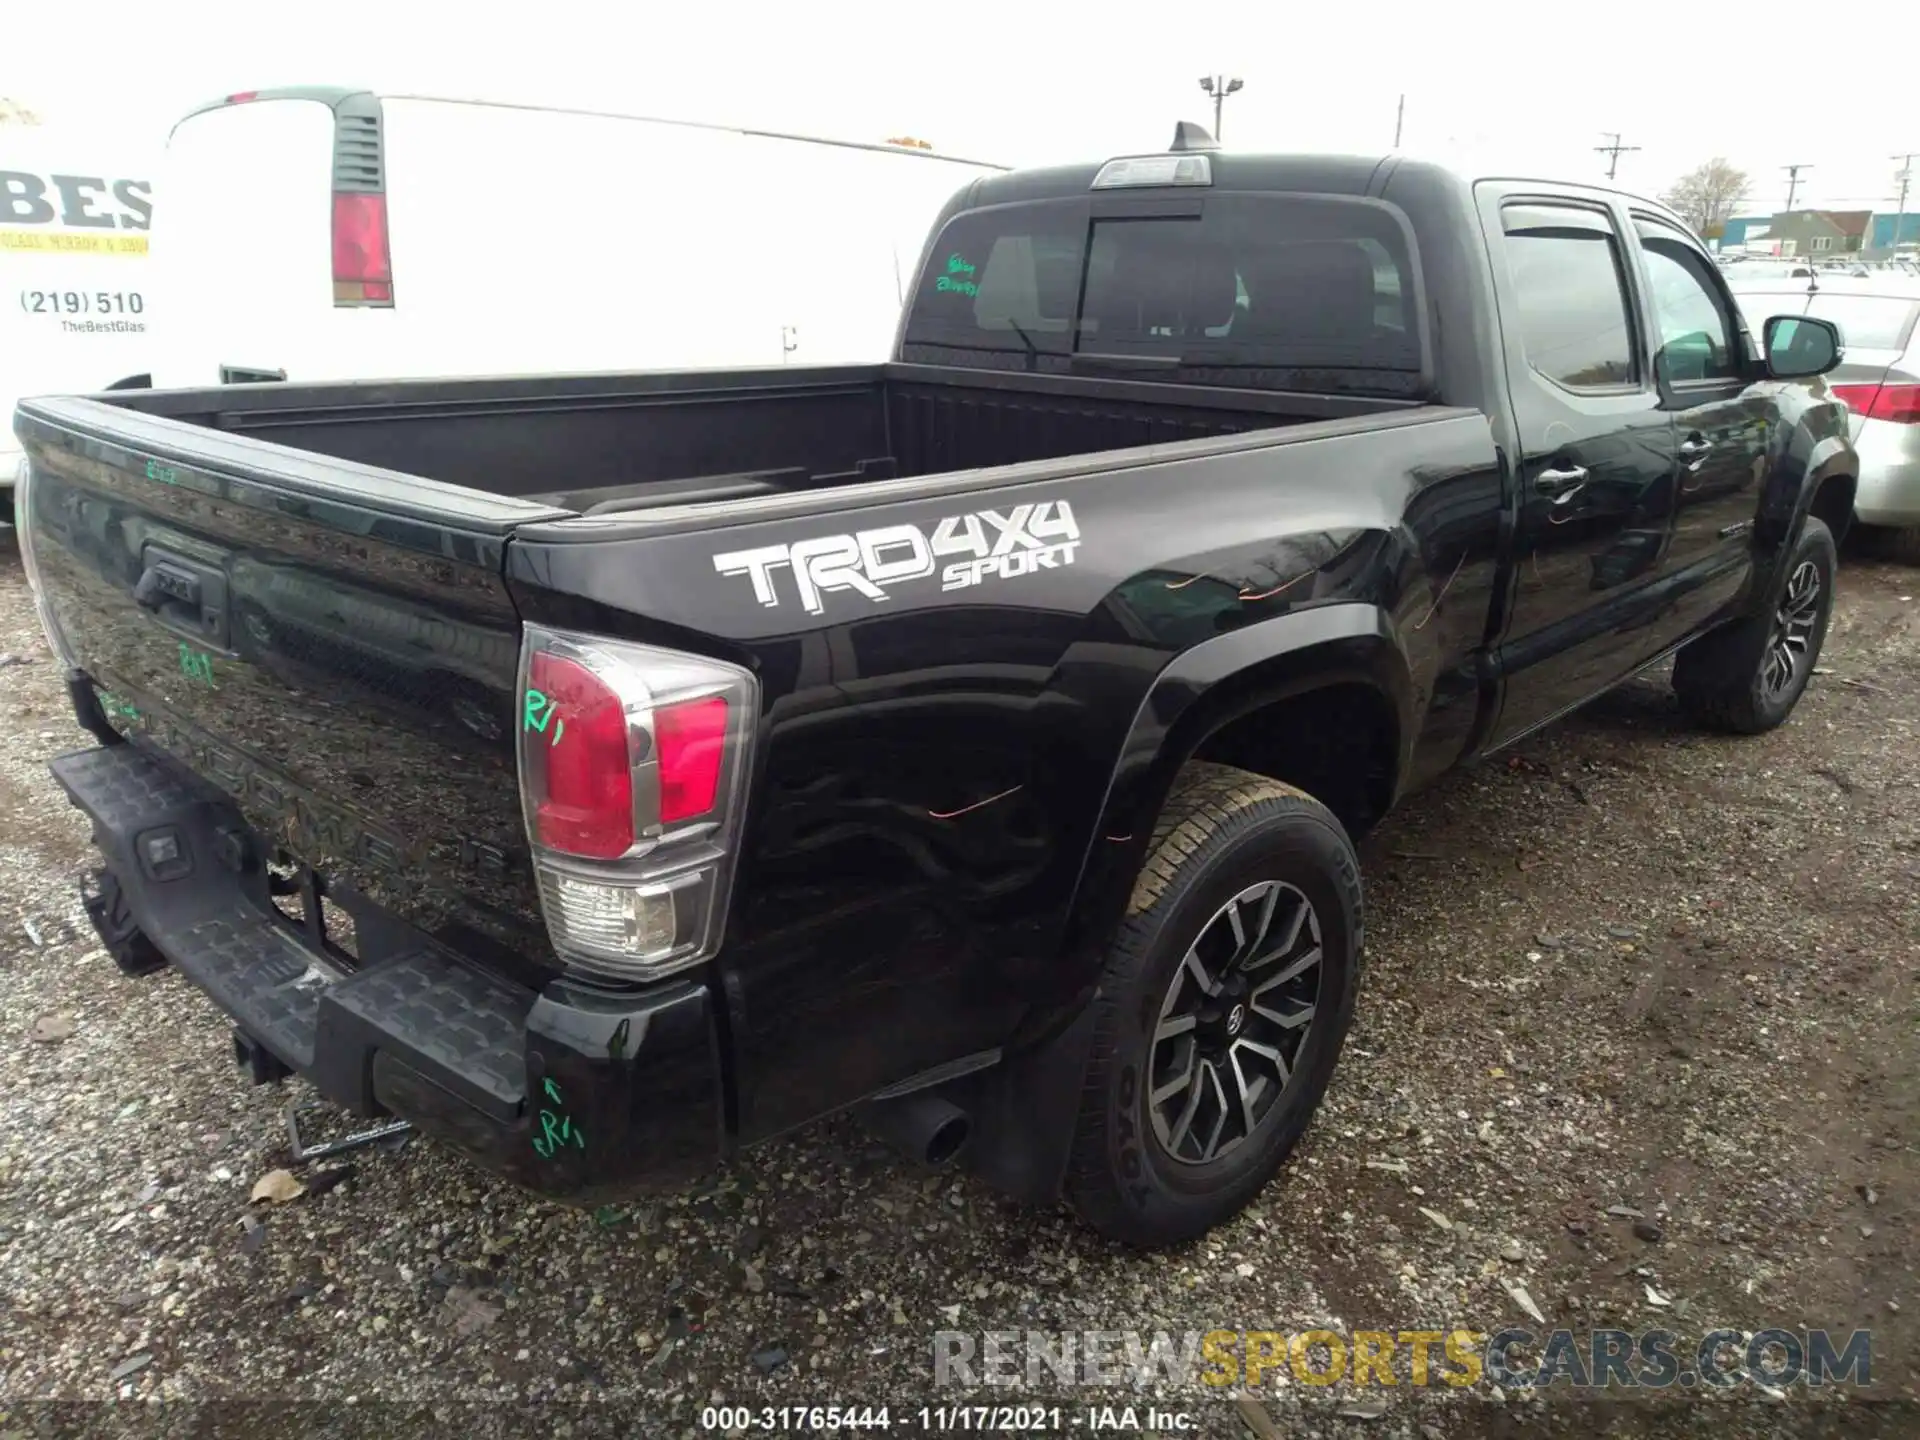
[1853,418,1920,526]
[50,740,726,1202]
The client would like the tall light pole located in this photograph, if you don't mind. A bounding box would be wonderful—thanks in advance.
[1198,75,1243,141]
[1893,153,1915,255]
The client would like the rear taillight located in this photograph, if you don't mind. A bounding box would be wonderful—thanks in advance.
[527,651,634,858]
[331,192,393,307]
[657,696,729,823]
[516,625,756,983]
[1832,382,1920,424]
[13,456,77,667]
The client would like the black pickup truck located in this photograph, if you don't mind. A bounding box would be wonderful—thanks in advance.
[14,130,1858,1248]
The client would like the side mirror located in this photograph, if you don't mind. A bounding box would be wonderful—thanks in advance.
[1762,315,1843,379]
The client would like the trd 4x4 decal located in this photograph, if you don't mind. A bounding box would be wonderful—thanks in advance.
[712,500,1081,616]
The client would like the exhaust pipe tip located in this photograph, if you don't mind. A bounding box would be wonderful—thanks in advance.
[922,1109,971,1168]
[864,1091,972,1169]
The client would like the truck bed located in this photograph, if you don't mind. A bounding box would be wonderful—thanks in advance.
[69,363,1421,516]
[15,353,1488,1173]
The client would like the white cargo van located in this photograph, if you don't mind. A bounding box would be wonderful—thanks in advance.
[2,125,156,513]
[149,89,1007,387]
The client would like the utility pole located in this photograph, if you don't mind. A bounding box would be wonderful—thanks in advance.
[1393,93,1405,148]
[1198,75,1244,141]
[1595,132,1639,181]
[1893,153,1915,253]
[1783,163,1811,212]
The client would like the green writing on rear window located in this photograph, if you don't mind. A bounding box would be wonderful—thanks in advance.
[522,688,565,746]
[177,642,215,689]
[933,252,979,297]
[144,459,177,485]
[97,690,142,725]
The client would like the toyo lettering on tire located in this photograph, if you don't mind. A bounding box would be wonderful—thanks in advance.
[1065,762,1361,1247]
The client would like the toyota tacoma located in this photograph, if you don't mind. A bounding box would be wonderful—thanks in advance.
[13,126,1857,1246]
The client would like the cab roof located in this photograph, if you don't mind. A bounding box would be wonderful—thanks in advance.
[951,141,1674,223]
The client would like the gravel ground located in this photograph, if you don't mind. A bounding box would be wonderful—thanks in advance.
[0,534,1916,1440]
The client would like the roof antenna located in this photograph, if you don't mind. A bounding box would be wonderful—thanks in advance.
[1170,120,1219,153]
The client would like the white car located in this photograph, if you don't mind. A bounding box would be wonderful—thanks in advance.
[1736,278,1920,556]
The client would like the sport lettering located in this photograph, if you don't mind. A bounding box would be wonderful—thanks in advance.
[714,499,1082,615]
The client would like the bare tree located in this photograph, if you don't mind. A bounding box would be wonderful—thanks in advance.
[0,97,44,125]
[1662,158,1750,236]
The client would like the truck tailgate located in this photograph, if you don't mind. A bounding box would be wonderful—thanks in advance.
[16,397,570,976]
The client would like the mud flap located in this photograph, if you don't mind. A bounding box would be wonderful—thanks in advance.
[962,999,1100,1206]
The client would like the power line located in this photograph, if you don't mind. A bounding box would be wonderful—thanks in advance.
[1393,93,1405,149]
[1595,132,1639,181]
[1782,163,1811,211]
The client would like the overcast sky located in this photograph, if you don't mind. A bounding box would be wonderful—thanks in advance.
[5,0,1916,217]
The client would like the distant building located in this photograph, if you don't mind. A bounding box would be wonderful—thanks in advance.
[1759,209,1872,257]
[1866,212,1920,258]
[1718,215,1772,248]
[1723,209,1918,260]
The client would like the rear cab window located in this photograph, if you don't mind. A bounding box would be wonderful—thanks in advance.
[900,191,1426,397]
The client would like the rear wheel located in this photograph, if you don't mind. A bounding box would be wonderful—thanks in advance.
[1674,516,1836,734]
[1064,763,1362,1248]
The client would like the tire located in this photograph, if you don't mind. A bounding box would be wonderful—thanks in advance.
[1064,762,1362,1248]
[1674,515,1836,734]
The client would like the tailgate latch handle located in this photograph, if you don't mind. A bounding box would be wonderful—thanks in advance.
[135,563,201,611]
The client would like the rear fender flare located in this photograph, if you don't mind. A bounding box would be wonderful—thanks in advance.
[974,602,1412,1205]
[1755,425,1856,598]
[1068,600,1414,976]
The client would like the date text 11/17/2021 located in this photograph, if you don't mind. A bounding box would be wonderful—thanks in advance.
[697,1406,1195,1431]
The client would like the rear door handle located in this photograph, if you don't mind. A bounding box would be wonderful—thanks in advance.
[1678,437,1714,459]
[1535,465,1589,501]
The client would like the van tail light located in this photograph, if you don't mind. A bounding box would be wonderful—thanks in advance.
[1832,381,1920,424]
[331,192,393,306]
[516,625,756,983]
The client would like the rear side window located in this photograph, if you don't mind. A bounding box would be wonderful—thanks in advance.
[1501,204,1638,389]
[902,193,1423,393]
